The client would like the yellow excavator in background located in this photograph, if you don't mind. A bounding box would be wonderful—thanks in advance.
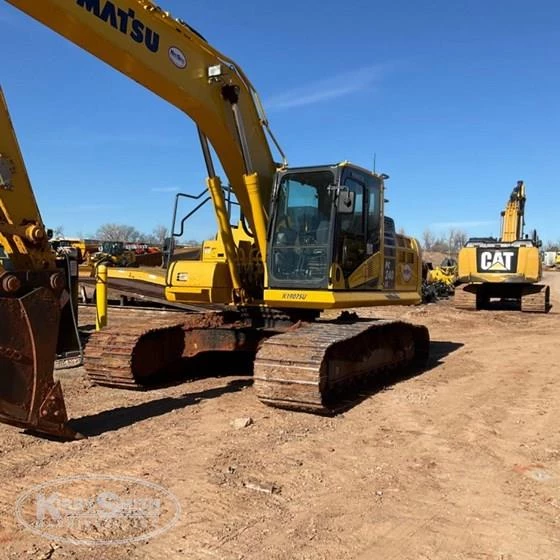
[0,0,429,439]
[455,181,550,312]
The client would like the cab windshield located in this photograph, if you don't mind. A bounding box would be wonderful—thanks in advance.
[268,170,334,288]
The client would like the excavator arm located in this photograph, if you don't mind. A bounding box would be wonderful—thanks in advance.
[500,180,526,242]
[5,0,279,258]
[0,0,283,438]
[0,90,56,273]
[0,89,76,438]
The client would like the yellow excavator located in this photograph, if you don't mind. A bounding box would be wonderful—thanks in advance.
[456,181,550,312]
[0,0,429,439]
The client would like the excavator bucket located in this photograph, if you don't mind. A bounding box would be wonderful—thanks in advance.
[0,287,78,439]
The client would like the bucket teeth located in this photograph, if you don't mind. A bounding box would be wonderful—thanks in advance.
[36,381,82,439]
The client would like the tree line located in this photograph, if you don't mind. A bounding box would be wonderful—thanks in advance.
[52,223,202,247]
[421,228,469,253]
[95,224,170,245]
[543,241,560,252]
[56,222,559,253]
[421,228,560,253]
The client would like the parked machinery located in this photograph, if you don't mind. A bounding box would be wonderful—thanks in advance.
[90,241,138,267]
[455,181,550,312]
[423,257,457,301]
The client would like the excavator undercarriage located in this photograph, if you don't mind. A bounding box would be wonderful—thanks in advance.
[84,306,429,433]
[454,282,550,313]
[0,293,429,439]
[82,308,430,408]
[254,318,429,413]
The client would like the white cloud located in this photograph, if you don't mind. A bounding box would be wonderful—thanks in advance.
[265,64,386,111]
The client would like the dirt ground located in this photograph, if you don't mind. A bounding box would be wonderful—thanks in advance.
[1,274,560,559]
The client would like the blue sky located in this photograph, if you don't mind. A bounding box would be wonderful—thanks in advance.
[1,0,559,243]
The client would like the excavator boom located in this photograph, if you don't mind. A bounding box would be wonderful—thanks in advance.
[5,0,277,251]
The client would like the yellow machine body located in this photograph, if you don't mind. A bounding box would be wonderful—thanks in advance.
[456,181,549,311]
[2,0,423,312]
[0,0,428,438]
[90,241,138,268]
[458,243,541,284]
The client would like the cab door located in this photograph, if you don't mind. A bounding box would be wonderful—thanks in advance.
[335,168,367,276]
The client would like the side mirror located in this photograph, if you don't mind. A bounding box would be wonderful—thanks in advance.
[337,190,355,214]
[47,228,53,240]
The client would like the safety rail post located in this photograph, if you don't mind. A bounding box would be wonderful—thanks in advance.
[166,185,240,269]
[95,263,108,331]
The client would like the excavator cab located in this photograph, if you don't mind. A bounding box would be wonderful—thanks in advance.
[268,163,384,291]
